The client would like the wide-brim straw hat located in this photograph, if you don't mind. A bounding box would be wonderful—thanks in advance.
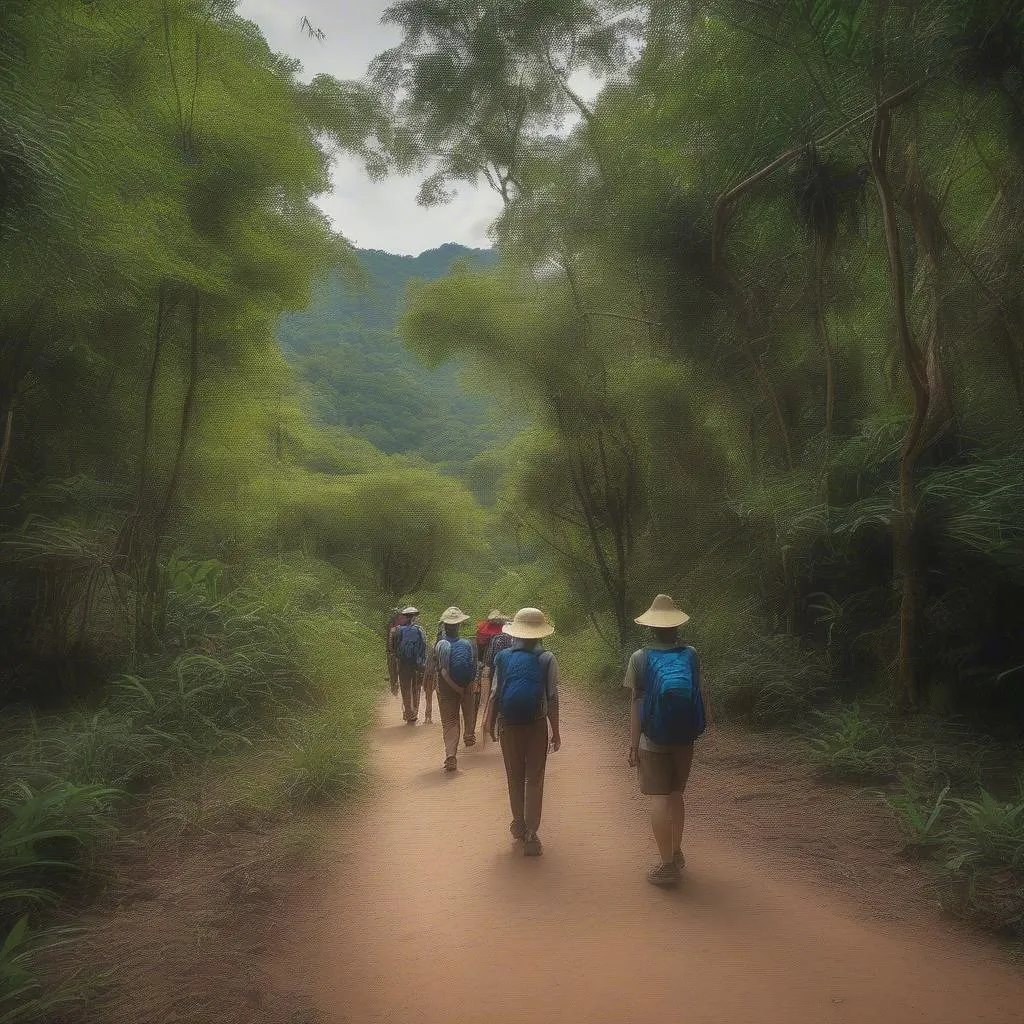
[401,606,419,617]
[487,609,507,622]
[440,606,470,625]
[634,594,690,629]
[503,607,554,639]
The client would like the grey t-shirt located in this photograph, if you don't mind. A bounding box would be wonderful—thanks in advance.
[623,643,702,753]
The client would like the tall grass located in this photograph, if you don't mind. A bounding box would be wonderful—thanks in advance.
[0,553,383,1019]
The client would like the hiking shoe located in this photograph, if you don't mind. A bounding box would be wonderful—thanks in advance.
[523,834,543,857]
[510,820,527,842]
[464,734,476,747]
[673,850,686,871]
[647,862,680,887]
[443,757,457,772]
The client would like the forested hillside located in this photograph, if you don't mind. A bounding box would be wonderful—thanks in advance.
[278,244,504,471]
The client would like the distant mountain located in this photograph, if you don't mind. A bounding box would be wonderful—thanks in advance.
[278,243,501,470]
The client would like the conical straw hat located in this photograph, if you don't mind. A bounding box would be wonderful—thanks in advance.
[634,594,690,628]
[440,606,470,625]
[502,607,554,639]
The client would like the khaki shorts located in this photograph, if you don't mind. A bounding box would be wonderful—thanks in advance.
[637,744,694,796]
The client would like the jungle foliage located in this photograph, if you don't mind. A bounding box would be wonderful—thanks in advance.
[379,0,1024,934]
[0,2,488,1016]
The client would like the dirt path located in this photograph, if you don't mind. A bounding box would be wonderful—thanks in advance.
[282,689,1024,1024]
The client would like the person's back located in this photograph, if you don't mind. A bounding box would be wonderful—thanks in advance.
[433,607,476,771]
[485,607,561,857]
[624,594,708,887]
[395,608,426,723]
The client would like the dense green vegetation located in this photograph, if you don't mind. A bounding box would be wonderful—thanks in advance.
[4,3,1024,1016]
[280,243,508,473]
[0,3,493,1018]
[372,0,1024,935]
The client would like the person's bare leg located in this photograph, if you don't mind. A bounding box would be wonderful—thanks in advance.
[669,790,686,854]
[650,796,674,863]
[424,678,434,722]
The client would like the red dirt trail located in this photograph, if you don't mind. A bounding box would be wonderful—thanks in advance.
[283,689,1024,1024]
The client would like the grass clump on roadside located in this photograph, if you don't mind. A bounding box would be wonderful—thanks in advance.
[886,777,1024,939]
[0,554,381,1021]
[807,705,899,782]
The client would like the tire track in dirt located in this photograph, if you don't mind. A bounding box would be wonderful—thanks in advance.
[282,688,1024,1024]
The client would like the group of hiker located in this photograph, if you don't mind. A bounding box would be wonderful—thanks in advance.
[384,594,706,886]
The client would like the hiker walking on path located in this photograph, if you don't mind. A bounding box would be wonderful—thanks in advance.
[434,607,479,771]
[624,594,708,887]
[465,609,506,745]
[385,607,404,697]
[395,606,427,724]
[479,616,514,740]
[485,607,561,857]
[418,618,443,726]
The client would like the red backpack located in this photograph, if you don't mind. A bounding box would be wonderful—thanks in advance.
[475,620,503,658]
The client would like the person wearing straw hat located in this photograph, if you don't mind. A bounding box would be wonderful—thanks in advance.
[479,617,515,744]
[485,607,561,857]
[433,606,478,772]
[395,606,427,724]
[624,594,708,887]
[467,609,507,746]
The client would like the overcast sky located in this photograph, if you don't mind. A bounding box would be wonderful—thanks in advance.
[234,0,505,256]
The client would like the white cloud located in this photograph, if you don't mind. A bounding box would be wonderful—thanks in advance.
[233,0,603,255]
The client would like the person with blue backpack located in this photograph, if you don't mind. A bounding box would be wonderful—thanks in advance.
[484,607,561,857]
[623,594,709,887]
[394,606,427,724]
[433,606,479,772]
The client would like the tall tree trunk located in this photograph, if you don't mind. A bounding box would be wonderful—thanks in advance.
[869,104,931,711]
[813,237,836,493]
[141,287,201,649]
[0,395,15,490]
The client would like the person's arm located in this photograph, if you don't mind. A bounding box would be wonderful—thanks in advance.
[629,697,642,767]
[544,654,561,752]
[624,652,642,766]
[485,652,503,739]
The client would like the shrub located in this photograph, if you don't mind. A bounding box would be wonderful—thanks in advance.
[809,705,899,781]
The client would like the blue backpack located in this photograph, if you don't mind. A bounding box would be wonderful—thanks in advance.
[396,624,422,664]
[497,649,550,725]
[447,638,476,685]
[640,647,705,745]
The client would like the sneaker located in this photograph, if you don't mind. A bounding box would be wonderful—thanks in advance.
[523,834,543,857]
[647,862,680,888]
[673,850,686,871]
[443,757,457,772]
[464,735,477,747]
[510,820,526,842]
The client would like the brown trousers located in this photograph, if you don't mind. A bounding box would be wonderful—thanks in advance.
[398,661,421,720]
[462,678,481,741]
[438,693,469,759]
[499,717,549,836]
